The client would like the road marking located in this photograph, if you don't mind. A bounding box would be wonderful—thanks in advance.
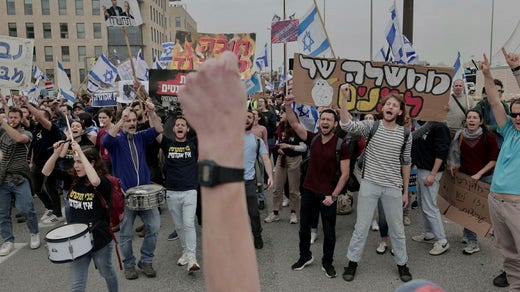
[0,243,28,264]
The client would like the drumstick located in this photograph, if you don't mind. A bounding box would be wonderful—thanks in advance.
[64,114,78,156]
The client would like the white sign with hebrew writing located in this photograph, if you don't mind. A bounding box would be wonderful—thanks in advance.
[0,35,34,90]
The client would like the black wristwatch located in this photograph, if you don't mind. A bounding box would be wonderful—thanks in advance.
[198,160,244,187]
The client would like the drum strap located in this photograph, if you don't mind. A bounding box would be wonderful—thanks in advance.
[94,188,123,271]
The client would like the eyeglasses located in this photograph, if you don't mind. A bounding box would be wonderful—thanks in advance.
[510,112,520,118]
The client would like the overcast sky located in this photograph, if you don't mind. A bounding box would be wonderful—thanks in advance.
[183,0,520,70]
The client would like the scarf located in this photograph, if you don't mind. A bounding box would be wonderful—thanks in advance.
[447,127,483,168]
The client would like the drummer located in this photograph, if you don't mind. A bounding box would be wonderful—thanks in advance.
[102,98,163,280]
[42,142,118,292]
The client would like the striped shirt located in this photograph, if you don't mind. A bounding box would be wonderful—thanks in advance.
[340,120,411,190]
[0,128,32,183]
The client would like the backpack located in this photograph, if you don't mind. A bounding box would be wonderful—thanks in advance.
[356,120,410,178]
[336,192,354,215]
[254,137,265,191]
[103,175,125,229]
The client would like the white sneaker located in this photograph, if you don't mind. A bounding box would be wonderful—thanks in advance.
[429,240,450,255]
[371,220,379,231]
[463,243,480,255]
[30,233,40,249]
[412,233,435,243]
[177,252,189,266]
[461,236,468,244]
[0,241,14,256]
[310,231,318,245]
[187,257,200,273]
[289,213,298,224]
[376,241,388,254]
[282,197,289,207]
[264,213,280,223]
[40,209,53,222]
[40,215,65,227]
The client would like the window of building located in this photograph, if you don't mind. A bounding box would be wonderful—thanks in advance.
[94,46,103,57]
[43,23,52,39]
[8,23,17,37]
[24,0,32,15]
[92,0,100,15]
[62,46,70,62]
[78,46,86,62]
[79,68,86,82]
[75,0,83,15]
[41,0,50,15]
[76,23,85,39]
[65,69,71,79]
[26,23,35,39]
[175,16,181,28]
[58,0,67,15]
[6,0,15,15]
[33,47,36,62]
[60,23,68,38]
[93,23,102,39]
[44,46,53,62]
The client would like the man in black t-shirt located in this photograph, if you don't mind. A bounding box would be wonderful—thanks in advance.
[157,116,200,273]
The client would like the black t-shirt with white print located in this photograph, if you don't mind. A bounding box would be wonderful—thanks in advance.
[69,175,112,251]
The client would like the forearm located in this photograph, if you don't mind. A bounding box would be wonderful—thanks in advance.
[477,161,496,177]
[109,119,123,137]
[0,123,29,143]
[332,173,349,197]
[430,158,444,175]
[261,155,274,182]
[292,142,307,152]
[42,152,59,176]
[148,111,163,133]
[402,165,411,193]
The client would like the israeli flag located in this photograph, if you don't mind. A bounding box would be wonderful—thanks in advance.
[244,73,263,95]
[452,51,467,93]
[402,35,417,64]
[88,54,118,91]
[153,54,164,70]
[56,61,75,102]
[255,43,269,72]
[292,102,319,133]
[159,42,175,62]
[298,4,331,57]
[33,66,46,82]
[136,49,150,81]
[385,3,406,64]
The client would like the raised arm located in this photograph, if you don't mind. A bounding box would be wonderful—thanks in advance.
[71,141,100,187]
[482,53,507,128]
[339,84,354,125]
[144,99,163,134]
[21,95,52,131]
[0,118,30,144]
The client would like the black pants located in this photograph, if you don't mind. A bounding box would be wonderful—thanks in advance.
[32,165,62,217]
[299,187,337,265]
[245,179,262,238]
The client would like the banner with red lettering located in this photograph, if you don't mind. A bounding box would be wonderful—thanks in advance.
[149,69,191,114]
[171,31,256,80]
[293,53,454,121]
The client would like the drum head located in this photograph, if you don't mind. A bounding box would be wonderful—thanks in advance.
[127,184,165,195]
[45,223,89,242]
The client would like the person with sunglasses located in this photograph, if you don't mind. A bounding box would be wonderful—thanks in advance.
[481,48,520,290]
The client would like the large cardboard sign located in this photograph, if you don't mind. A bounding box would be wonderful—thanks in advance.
[293,53,453,121]
[117,80,148,104]
[101,0,143,27]
[171,31,256,80]
[438,171,491,236]
[0,36,34,89]
[148,69,190,113]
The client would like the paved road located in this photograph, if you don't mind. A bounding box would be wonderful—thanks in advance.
[0,193,507,292]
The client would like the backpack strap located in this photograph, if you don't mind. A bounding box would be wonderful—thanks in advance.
[361,120,380,177]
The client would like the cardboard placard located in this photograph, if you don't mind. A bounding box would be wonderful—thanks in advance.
[293,53,453,121]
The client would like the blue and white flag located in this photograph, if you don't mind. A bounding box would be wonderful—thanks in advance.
[152,54,164,70]
[33,66,46,82]
[452,51,467,94]
[159,42,175,62]
[244,72,263,95]
[87,54,117,88]
[136,49,150,81]
[292,102,319,133]
[265,80,274,92]
[402,35,417,64]
[297,3,331,57]
[56,61,75,102]
[385,3,406,64]
[255,43,269,72]
[374,46,391,62]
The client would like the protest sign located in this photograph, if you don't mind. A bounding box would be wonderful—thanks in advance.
[271,19,299,43]
[0,36,34,89]
[101,0,143,27]
[148,69,190,114]
[293,53,454,121]
[244,73,263,95]
[438,171,491,236]
[117,80,148,104]
[171,31,256,80]
[92,91,117,107]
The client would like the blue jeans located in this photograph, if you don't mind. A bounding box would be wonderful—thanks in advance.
[166,190,197,258]
[71,241,118,292]
[0,179,38,242]
[119,208,160,268]
[347,179,408,266]
[416,169,446,240]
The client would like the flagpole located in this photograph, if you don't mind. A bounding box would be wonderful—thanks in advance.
[370,0,373,61]
[122,27,137,80]
[75,71,90,98]
[313,0,335,58]
[283,0,287,95]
